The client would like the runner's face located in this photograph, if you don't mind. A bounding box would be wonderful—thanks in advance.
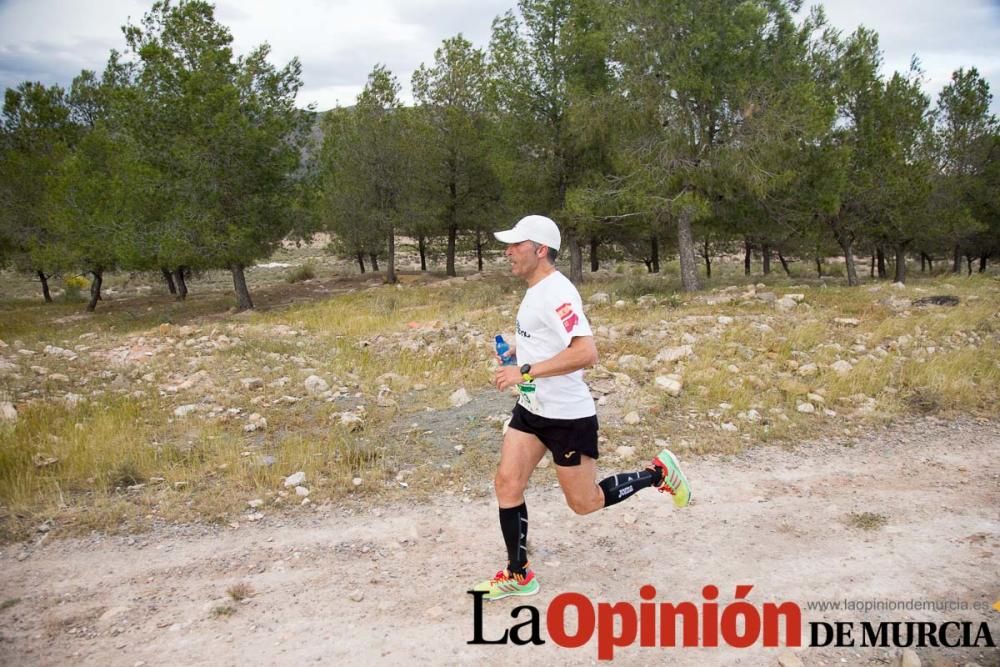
[505,240,540,278]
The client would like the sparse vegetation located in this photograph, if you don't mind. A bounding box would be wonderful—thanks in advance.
[227,582,255,601]
[285,263,316,284]
[0,251,997,543]
[211,604,236,618]
[848,511,889,530]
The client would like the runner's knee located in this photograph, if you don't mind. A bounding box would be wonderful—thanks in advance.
[564,491,599,515]
[494,469,526,502]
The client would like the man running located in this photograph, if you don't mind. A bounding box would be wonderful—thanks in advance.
[474,214,692,600]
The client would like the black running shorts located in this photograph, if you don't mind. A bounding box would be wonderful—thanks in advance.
[508,403,599,467]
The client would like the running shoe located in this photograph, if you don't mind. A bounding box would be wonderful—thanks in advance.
[651,448,692,508]
[473,568,540,601]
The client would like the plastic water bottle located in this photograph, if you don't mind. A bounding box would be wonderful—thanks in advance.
[495,335,516,365]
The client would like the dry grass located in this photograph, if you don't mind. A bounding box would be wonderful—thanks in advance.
[227,582,255,601]
[1,256,997,543]
[848,511,889,531]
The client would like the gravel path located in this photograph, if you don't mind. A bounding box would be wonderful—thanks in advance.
[2,416,998,666]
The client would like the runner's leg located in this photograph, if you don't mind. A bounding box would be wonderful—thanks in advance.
[556,455,664,514]
[494,427,546,574]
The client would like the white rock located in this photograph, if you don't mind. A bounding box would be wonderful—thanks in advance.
[834,317,861,327]
[615,445,636,459]
[741,409,762,422]
[614,300,626,308]
[304,375,329,395]
[796,403,816,414]
[449,388,471,407]
[756,292,777,303]
[655,345,693,363]
[717,315,734,325]
[589,292,610,304]
[831,360,853,375]
[240,378,264,390]
[806,393,825,404]
[617,355,647,370]
[777,652,805,667]
[352,477,363,487]
[776,297,798,311]
[654,376,683,397]
[623,411,641,425]
[173,404,198,418]
[247,499,264,509]
[294,486,309,497]
[340,413,364,431]
[891,282,906,290]
[0,402,16,422]
[349,590,364,602]
[891,648,921,667]
[796,363,818,377]
[721,422,738,432]
[785,293,805,303]
[726,364,740,374]
[284,471,306,487]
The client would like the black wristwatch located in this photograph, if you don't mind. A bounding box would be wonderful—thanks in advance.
[519,363,533,380]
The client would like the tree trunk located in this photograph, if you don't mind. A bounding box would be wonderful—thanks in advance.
[979,254,989,273]
[778,252,791,277]
[38,271,52,303]
[162,267,177,295]
[870,253,876,278]
[676,209,700,291]
[446,225,457,277]
[418,234,427,272]
[86,268,103,312]
[815,256,823,278]
[643,259,653,272]
[876,246,887,279]
[173,267,188,301]
[568,232,583,285]
[762,244,771,275]
[386,226,397,284]
[893,245,907,283]
[475,230,484,272]
[952,245,961,273]
[702,237,711,279]
[589,236,599,272]
[231,263,254,311]
[827,214,858,286]
[650,235,660,273]
[356,253,366,274]
[744,239,752,276]
[369,253,379,272]
[966,254,974,276]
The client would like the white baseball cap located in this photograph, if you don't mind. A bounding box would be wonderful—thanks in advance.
[493,215,561,251]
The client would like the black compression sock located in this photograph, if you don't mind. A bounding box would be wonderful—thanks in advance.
[499,503,528,575]
[599,469,660,508]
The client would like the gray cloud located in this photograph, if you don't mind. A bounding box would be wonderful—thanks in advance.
[0,0,997,114]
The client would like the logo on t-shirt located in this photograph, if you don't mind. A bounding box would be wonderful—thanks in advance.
[555,302,579,333]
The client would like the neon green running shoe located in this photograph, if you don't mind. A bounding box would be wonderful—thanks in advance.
[473,568,540,601]
[651,448,692,508]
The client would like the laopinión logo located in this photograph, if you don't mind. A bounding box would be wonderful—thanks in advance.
[467,585,997,661]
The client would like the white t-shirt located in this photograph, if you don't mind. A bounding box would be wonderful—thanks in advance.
[514,271,596,419]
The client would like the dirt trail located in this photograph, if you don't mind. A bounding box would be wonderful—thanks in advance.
[2,417,998,666]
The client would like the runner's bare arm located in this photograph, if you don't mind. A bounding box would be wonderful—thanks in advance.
[494,336,596,390]
[524,335,597,379]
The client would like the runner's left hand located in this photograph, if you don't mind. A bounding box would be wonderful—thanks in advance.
[494,365,523,391]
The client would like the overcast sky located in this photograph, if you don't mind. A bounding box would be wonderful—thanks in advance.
[1,0,998,113]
